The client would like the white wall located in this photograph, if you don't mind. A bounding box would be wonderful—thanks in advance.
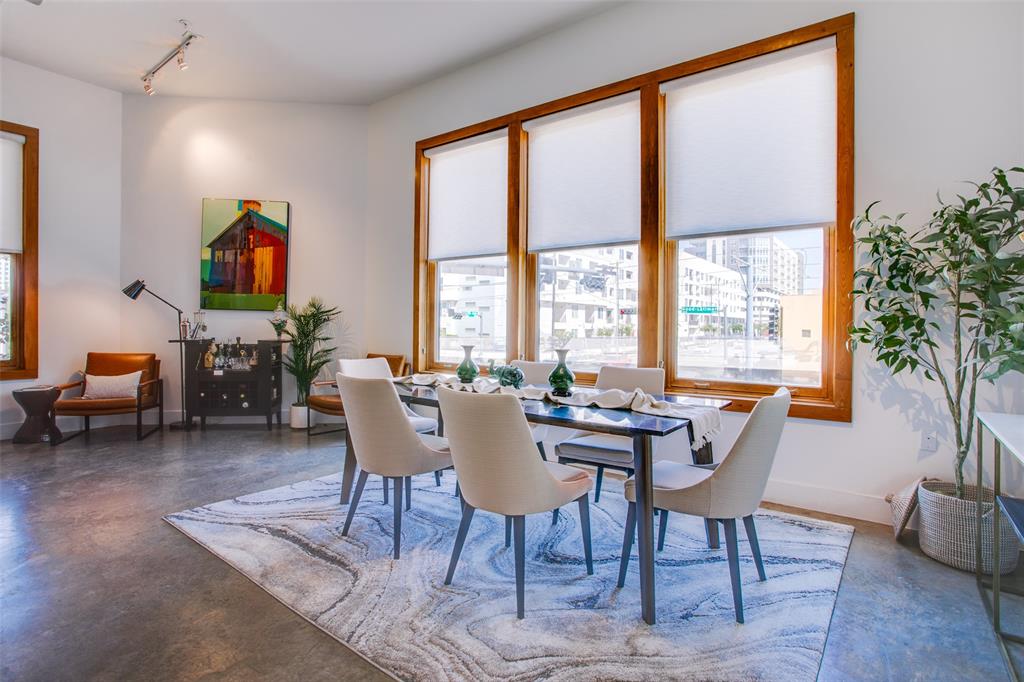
[120,96,368,421]
[365,2,1024,523]
[0,58,123,437]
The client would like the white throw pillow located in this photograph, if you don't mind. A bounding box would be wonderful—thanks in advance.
[83,371,143,399]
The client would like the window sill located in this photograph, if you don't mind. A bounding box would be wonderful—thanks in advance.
[1,367,39,381]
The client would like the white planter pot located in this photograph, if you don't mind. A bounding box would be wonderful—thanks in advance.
[918,481,1019,575]
[290,404,308,430]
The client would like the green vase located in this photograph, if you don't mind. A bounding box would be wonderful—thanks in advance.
[456,345,479,384]
[547,348,575,397]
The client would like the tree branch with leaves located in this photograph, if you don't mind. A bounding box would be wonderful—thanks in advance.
[851,167,1024,498]
[282,297,341,407]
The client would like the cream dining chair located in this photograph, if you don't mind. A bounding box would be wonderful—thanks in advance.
[339,356,444,498]
[617,387,791,623]
[437,388,594,619]
[554,366,665,503]
[337,374,453,559]
[510,359,557,459]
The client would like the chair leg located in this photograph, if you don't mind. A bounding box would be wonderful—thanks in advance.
[551,508,560,525]
[513,515,526,619]
[342,470,369,536]
[383,476,389,504]
[505,516,512,548]
[537,441,547,461]
[445,502,476,585]
[137,407,143,440]
[404,476,412,511]
[576,494,594,575]
[454,480,461,500]
[618,501,637,588]
[657,509,669,552]
[84,415,90,432]
[434,470,442,487]
[743,515,767,581]
[594,465,605,503]
[705,519,721,549]
[393,477,404,560]
[723,518,744,623]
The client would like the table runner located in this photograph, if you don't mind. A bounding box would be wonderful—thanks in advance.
[397,374,721,450]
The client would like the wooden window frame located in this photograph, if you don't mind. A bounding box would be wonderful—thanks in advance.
[0,120,39,382]
[413,14,854,421]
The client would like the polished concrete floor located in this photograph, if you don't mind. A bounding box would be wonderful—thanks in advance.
[0,425,1017,681]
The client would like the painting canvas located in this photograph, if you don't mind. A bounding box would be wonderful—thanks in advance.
[200,198,290,311]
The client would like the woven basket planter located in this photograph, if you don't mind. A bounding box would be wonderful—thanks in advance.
[918,481,1019,575]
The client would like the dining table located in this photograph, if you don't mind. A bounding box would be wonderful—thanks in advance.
[336,382,731,626]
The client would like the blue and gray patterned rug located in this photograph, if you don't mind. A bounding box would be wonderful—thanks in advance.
[165,472,853,681]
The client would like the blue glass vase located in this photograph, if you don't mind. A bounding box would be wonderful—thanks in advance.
[456,345,479,384]
[547,348,575,397]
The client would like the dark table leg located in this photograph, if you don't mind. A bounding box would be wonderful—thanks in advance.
[339,428,358,505]
[632,433,656,625]
[436,409,444,437]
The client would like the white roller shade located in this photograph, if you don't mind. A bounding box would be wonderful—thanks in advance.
[664,38,837,238]
[526,93,640,252]
[1,132,25,253]
[426,130,507,261]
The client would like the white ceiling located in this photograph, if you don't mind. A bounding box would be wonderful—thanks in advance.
[0,0,615,104]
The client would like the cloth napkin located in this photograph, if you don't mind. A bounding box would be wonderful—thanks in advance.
[399,375,721,451]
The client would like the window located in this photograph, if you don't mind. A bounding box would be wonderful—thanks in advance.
[436,256,508,364]
[673,228,824,387]
[525,94,641,372]
[413,15,854,421]
[422,130,508,366]
[664,39,836,394]
[0,122,38,381]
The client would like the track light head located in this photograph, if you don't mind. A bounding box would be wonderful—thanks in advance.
[143,78,154,96]
[177,49,188,71]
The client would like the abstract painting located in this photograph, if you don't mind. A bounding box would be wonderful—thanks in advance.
[200,198,289,311]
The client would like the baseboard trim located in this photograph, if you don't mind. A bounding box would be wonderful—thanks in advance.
[764,477,891,525]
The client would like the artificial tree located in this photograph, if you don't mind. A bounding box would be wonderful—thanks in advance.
[281,297,341,408]
[851,167,1024,498]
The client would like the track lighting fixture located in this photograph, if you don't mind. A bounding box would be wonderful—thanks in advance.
[140,19,200,95]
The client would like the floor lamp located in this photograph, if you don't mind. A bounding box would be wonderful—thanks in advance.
[122,279,190,431]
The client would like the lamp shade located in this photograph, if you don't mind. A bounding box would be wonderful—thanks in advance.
[122,279,147,300]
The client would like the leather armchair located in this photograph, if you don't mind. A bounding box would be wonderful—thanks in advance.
[54,352,164,441]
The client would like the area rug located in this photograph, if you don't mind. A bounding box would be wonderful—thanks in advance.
[165,473,853,681]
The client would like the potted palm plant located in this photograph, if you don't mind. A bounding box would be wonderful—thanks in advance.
[851,167,1024,573]
[280,297,341,429]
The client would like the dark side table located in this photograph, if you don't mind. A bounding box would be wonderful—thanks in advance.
[12,385,62,445]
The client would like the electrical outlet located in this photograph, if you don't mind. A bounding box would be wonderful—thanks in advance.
[922,434,938,452]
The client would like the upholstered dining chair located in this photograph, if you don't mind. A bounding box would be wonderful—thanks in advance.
[510,359,557,459]
[554,366,665,503]
[617,387,791,623]
[307,353,413,438]
[336,374,452,560]
[54,352,163,441]
[437,388,594,619]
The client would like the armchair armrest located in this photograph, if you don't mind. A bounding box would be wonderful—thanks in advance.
[57,379,84,392]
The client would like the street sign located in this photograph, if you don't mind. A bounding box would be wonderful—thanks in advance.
[681,306,718,314]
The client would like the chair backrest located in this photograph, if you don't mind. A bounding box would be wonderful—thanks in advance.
[338,356,393,379]
[335,373,426,477]
[437,388,574,516]
[84,353,160,399]
[510,359,556,386]
[707,387,791,518]
[596,365,664,395]
[366,353,408,377]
